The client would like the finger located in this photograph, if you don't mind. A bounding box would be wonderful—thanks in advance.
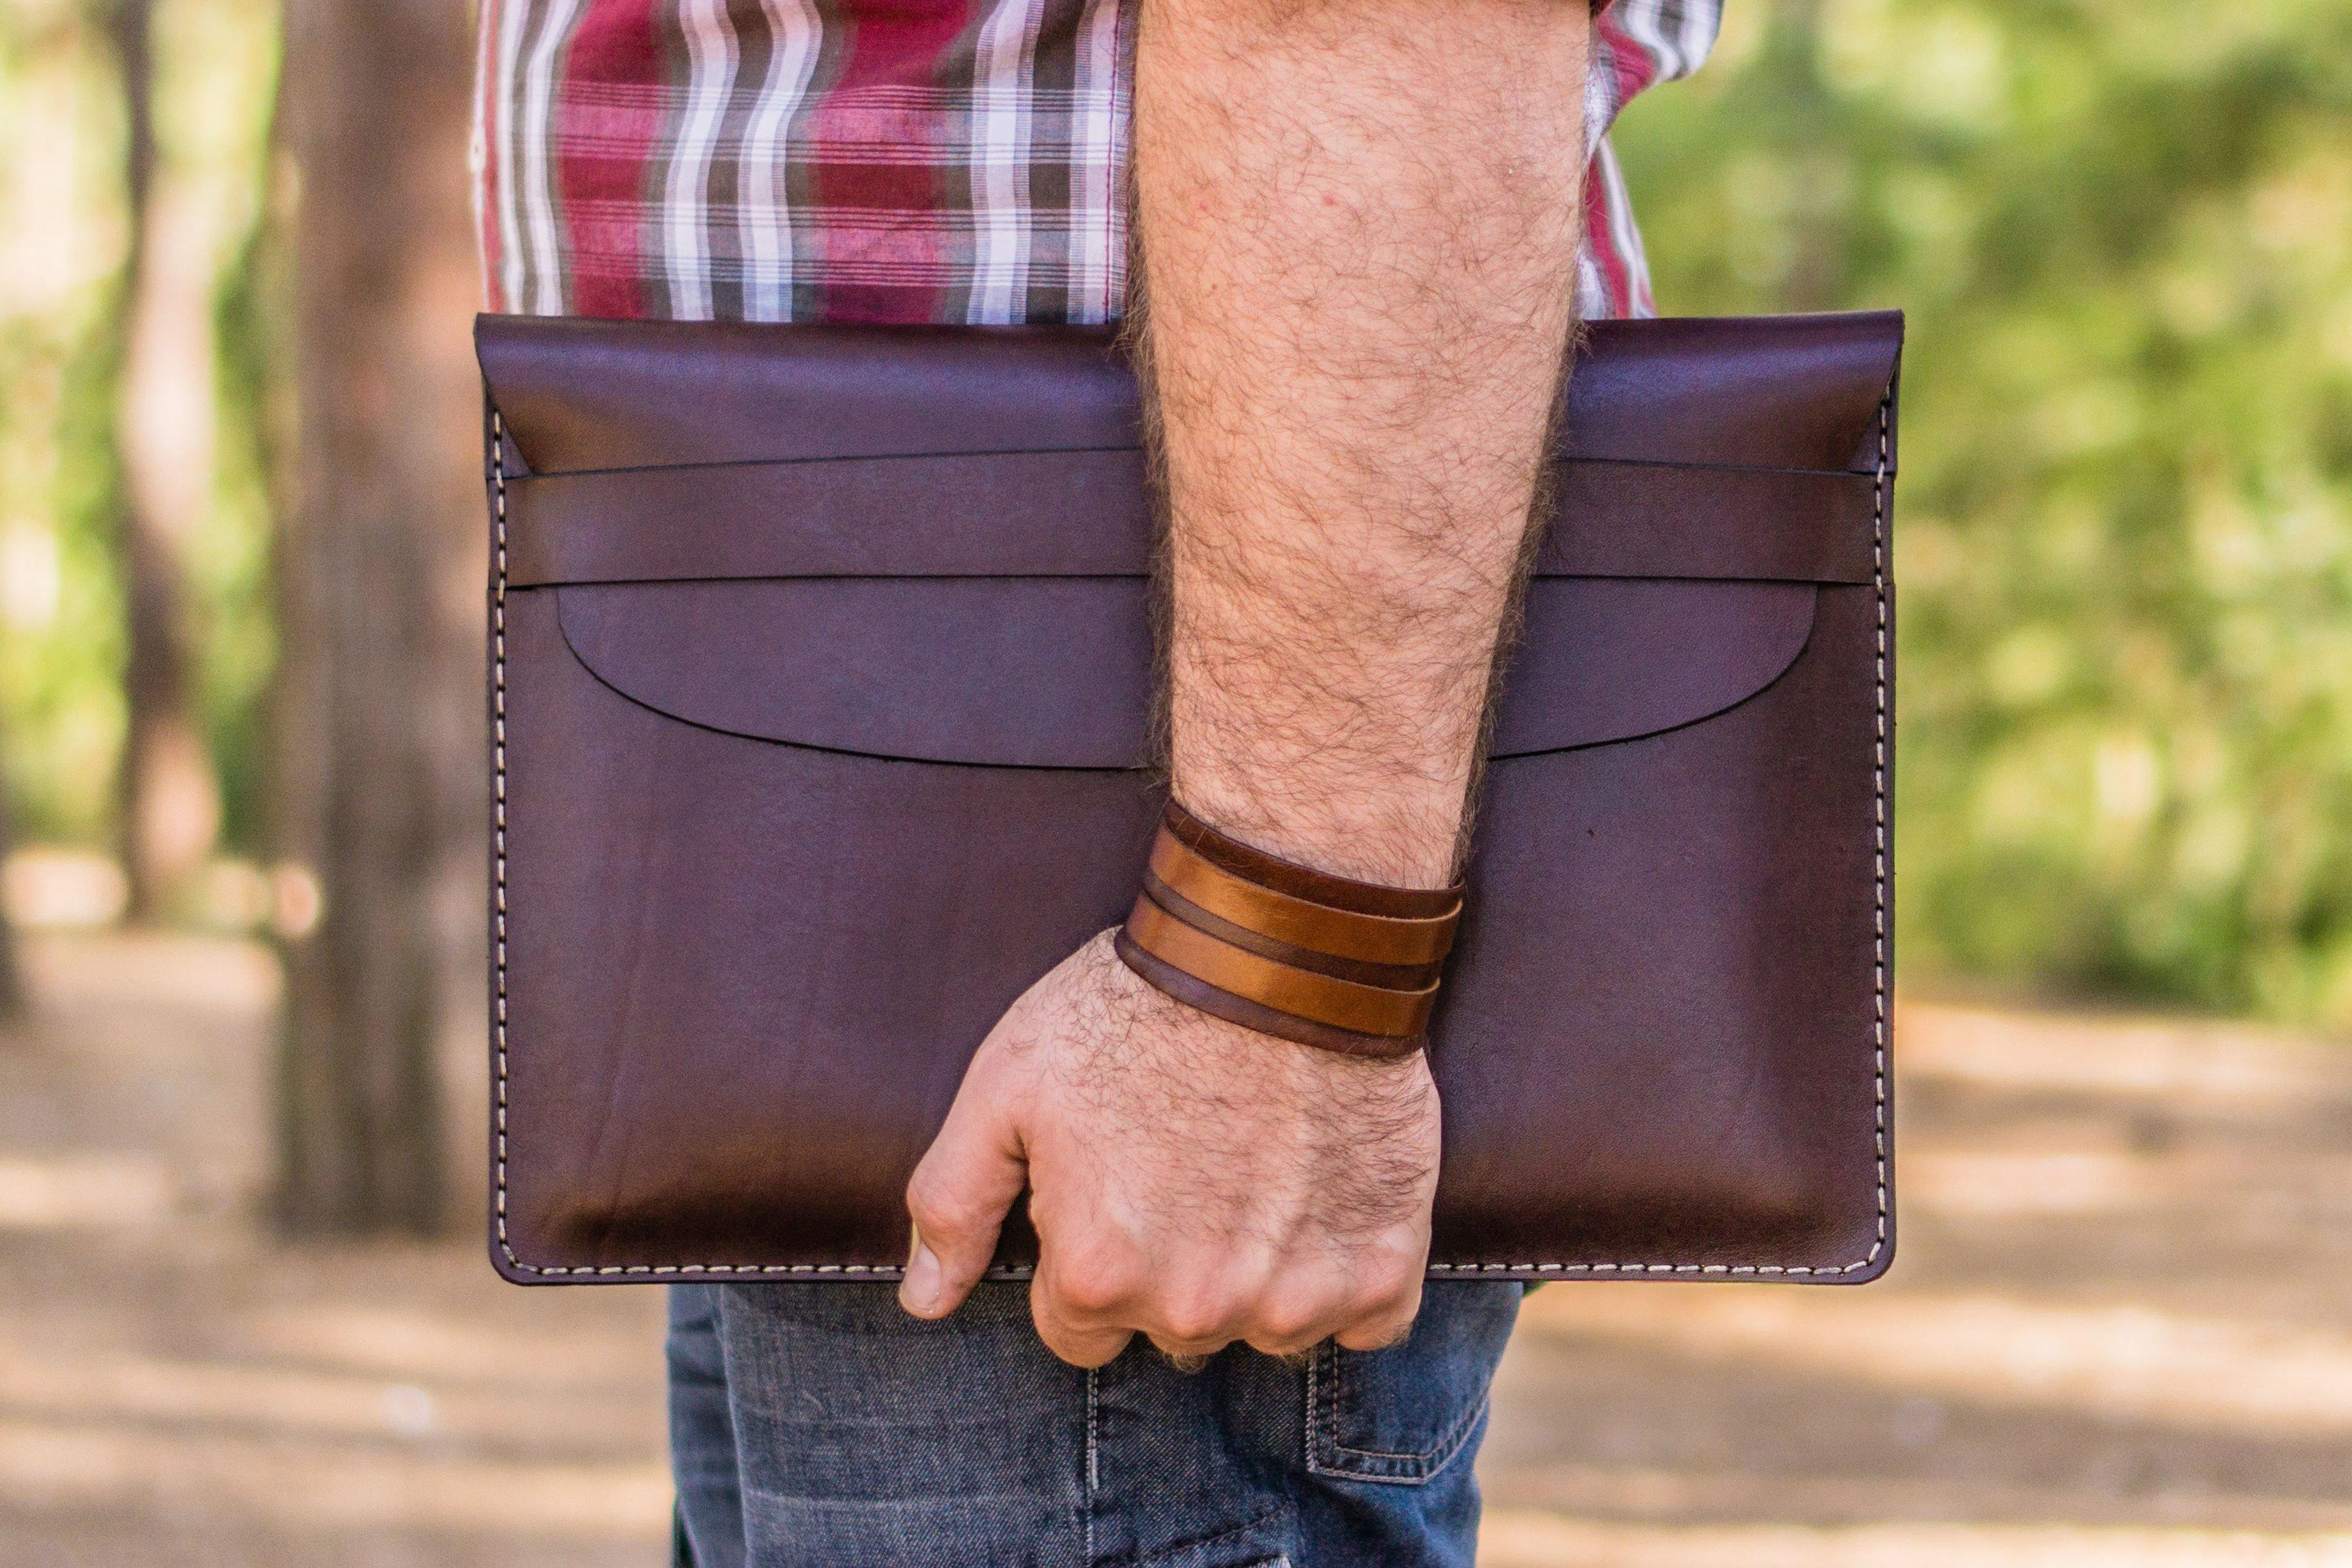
[1144,1329,1237,1363]
[1139,1271,1259,1362]
[1030,1272,1137,1369]
[900,1089,1028,1321]
[1241,1304,1343,1360]
[1331,1277,1424,1353]
[1240,1280,1357,1359]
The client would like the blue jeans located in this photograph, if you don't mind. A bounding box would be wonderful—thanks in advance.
[668,1280,1522,1567]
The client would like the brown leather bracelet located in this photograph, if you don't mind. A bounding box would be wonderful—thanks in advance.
[1115,802,1464,1057]
[1123,896,1441,1036]
[1141,868,1444,991]
[1147,825,1459,967]
[1163,801,1461,921]
[1114,928,1428,1060]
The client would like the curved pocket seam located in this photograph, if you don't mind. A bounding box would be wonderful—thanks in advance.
[552,578,1819,768]
[1303,1342,1491,1485]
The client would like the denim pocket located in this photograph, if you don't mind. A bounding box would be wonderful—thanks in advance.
[1129,1507,1293,1568]
[1304,1281,1522,1485]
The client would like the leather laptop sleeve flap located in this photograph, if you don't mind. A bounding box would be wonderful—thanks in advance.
[480,312,1902,1286]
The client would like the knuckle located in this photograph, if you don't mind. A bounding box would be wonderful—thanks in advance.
[1331,1266,1421,1339]
[1152,1286,1243,1349]
[1344,1246,1428,1311]
[1032,1296,1130,1368]
[1059,1337,1129,1370]
[1155,1310,1225,1350]
[1336,1319,1414,1353]
[1250,1280,1338,1348]
[1341,1294,1422,1350]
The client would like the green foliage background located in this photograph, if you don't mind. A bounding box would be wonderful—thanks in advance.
[1616,0,2352,1023]
[3,0,2351,1023]
[0,0,278,854]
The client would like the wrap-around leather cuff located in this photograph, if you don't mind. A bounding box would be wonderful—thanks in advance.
[1114,802,1463,1059]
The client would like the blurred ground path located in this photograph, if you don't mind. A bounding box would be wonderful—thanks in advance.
[0,934,668,1566]
[1,934,2349,1565]
[1481,1002,2352,1566]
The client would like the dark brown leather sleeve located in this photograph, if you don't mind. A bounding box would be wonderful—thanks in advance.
[479,311,1903,1286]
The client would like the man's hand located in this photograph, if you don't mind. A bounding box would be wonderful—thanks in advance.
[900,932,1438,1366]
[902,0,1587,1365]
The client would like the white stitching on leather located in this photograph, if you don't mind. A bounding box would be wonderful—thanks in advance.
[493,409,513,1269]
[490,394,1896,1281]
[493,406,953,1279]
[1423,394,1895,1280]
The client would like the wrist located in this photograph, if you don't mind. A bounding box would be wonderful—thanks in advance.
[1165,634,1488,890]
[1162,770,1468,892]
[1092,934,1431,1081]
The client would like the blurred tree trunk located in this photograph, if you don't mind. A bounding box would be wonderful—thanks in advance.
[0,745,25,1025]
[111,0,221,923]
[272,0,482,1232]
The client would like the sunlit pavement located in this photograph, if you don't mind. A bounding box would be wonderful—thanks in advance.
[1,935,2347,1564]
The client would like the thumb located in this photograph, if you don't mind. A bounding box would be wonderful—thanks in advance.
[900,1086,1028,1320]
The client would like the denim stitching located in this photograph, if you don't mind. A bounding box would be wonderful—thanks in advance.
[1302,1341,1491,1485]
[1323,1346,1491,1465]
[1127,1511,1291,1567]
[1084,1365,1099,1563]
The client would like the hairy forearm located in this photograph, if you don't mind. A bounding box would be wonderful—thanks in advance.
[1136,0,1590,889]
[906,0,1595,1357]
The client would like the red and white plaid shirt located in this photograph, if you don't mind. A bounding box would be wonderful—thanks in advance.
[474,0,1719,326]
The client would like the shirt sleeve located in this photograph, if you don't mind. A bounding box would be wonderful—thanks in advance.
[1579,0,1724,320]
[1592,0,1723,145]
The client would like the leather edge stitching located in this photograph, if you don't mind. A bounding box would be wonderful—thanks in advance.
[491,403,938,1281]
[489,393,1896,1283]
[1422,392,1895,1281]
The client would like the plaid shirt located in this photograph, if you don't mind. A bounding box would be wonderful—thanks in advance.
[474,0,1719,326]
